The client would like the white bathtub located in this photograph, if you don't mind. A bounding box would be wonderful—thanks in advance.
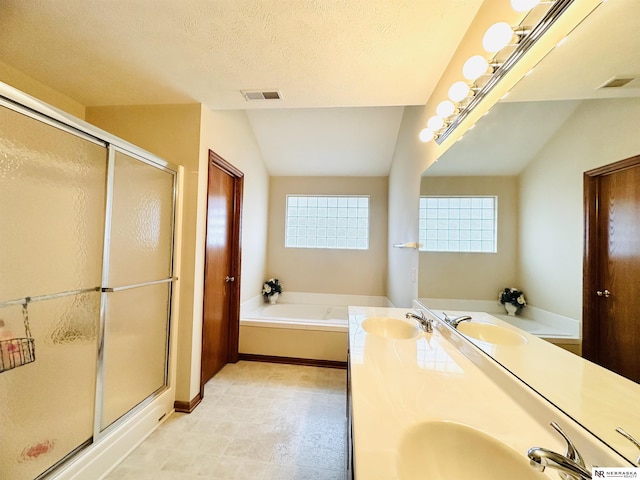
[242,303,349,332]
[239,293,392,362]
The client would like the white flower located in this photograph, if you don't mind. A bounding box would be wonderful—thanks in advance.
[263,284,271,294]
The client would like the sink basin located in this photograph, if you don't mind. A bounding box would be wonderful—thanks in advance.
[361,317,421,340]
[397,421,547,479]
[457,321,527,346]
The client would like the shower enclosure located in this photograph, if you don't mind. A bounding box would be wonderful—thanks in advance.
[0,88,178,480]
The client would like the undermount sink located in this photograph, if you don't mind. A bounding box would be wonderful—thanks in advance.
[457,321,527,346]
[361,317,421,340]
[397,421,547,479]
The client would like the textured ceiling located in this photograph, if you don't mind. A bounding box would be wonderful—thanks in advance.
[0,0,483,110]
[0,0,489,176]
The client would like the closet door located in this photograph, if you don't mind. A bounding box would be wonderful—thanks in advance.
[0,105,107,480]
[99,148,176,431]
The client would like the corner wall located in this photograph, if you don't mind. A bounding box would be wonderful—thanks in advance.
[518,98,640,320]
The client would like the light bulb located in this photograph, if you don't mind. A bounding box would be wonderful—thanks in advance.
[483,22,515,53]
[419,128,435,143]
[427,115,444,131]
[436,100,456,118]
[510,0,540,12]
[462,55,490,81]
[448,81,471,102]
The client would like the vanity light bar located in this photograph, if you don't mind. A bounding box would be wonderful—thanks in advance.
[435,0,576,145]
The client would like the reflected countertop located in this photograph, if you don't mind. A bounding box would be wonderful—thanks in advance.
[347,306,628,479]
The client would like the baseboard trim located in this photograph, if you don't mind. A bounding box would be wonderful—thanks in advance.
[238,353,346,369]
[174,393,202,413]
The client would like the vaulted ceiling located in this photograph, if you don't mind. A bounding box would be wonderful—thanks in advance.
[0,1,484,175]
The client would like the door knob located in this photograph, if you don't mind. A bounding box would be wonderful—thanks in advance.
[225,276,235,283]
[596,289,611,297]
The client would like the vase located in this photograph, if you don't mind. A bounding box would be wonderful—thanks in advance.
[269,292,279,305]
[504,302,519,316]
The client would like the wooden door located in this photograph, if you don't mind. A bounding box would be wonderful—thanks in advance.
[201,150,243,388]
[583,155,640,383]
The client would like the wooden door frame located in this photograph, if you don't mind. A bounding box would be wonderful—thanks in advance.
[583,154,640,362]
[200,150,243,396]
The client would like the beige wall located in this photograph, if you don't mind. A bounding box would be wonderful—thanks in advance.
[267,176,388,296]
[0,60,85,119]
[200,109,270,304]
[519,98,640,320]
[419,176,518,300]
[386,106,430,307]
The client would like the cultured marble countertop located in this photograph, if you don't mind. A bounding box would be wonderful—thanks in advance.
[418,307,640,463]
[347,306,627,479]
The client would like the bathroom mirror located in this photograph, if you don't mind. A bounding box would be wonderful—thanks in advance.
[419,0,640,464]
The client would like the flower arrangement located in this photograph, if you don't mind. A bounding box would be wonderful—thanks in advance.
[262,278,283,300]
[498,287,526,308]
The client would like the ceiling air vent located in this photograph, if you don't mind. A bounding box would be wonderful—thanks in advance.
[598,76,638,89]
[241,90,282,101]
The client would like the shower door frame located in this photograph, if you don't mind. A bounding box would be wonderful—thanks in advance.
[0,82,180,478]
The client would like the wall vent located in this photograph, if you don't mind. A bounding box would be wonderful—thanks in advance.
[241,90,282,101]
[598,76,638,89]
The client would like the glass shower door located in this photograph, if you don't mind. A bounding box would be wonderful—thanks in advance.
[0,104,107,480]
[99,148,176,431]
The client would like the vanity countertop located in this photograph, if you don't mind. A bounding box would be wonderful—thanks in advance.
[347,306,627,479]
[418,306,640,462]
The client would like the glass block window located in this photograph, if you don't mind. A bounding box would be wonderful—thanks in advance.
[285,195,369,249]
[419,196,497,253]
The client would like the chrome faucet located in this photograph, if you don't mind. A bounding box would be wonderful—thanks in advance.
[528,422,591,480]
[405,311,432,333]
[442,312,472,329]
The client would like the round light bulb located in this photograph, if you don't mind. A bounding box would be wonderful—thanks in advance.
[510,0,540,12]
[448,81,471,102]
[436,100,456,118]
[483,22,515,53]
[462,55,489,81]
[427,115,444,131]
[419,128,435,143]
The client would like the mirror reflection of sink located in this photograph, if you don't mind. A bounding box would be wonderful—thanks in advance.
[361,317,421,340]
[397,421,547,479]
[457,322,527,346]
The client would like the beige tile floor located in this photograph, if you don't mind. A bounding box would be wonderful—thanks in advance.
[103,361,347,480]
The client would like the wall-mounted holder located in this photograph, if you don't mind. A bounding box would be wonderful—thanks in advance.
[0,303,35,374]
[393,242,422,249]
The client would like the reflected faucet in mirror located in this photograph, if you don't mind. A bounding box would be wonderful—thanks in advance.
[443,312,472,329]
[616,428,640,465]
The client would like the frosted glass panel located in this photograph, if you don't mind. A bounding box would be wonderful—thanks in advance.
[0,292,100,480]
[101,283,170,430]
[108,151,174,287]
[0,105,107,302]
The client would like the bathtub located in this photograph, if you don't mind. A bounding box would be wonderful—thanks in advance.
[239,293,391,363]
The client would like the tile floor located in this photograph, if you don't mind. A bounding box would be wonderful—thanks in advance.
[103,361,347,480]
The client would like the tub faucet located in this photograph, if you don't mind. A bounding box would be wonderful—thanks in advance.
[528,422,591,480]
[442,312,472,329]
[405,311,432,333]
